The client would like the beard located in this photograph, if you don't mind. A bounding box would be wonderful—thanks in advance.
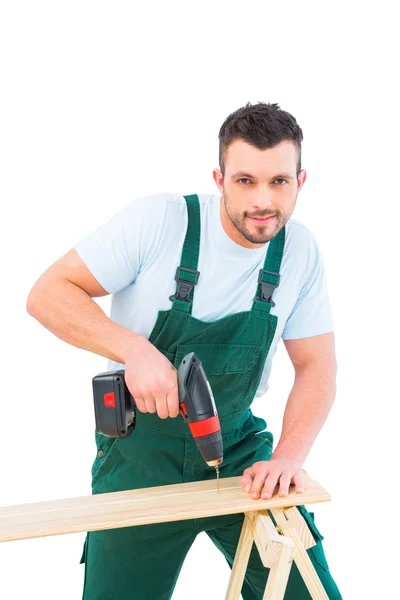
[222,192,292,245]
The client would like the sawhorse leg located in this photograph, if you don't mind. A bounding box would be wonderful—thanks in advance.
[225,507,330,600]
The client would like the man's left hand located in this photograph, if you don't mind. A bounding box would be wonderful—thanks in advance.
[240,458,306,500]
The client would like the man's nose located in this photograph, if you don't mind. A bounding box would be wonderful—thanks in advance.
[252,192,275,212]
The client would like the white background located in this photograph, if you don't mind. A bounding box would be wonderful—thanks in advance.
[1,1,398,598]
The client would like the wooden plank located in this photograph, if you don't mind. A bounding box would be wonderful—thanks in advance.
[0,473,330,543]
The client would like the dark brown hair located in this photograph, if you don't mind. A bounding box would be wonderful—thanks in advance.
[218,101,303,178]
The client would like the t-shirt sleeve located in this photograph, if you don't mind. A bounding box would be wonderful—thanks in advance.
[282,230,335,340]
[73,194,165,294]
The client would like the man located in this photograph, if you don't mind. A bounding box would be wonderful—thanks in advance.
[27,101,342,599]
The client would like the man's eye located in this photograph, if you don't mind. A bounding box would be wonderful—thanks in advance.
[237,178,287,185]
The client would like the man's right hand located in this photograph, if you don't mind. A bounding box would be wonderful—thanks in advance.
[124,337,180,419]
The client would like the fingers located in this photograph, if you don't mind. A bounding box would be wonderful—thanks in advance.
[252,465,273,499]
[243,462,274,499]
[144,395,157,414]
[132,369,179,419]
[153,393,169,419]
[240,466,255,493]
[136,390,180,419]
[166,388,180,418]
[152,389,180,419]
[272,471,291,498]
[293,470,306,494]
[135,394,158,415]
[134,396,147,413]
[241,461,306,500]
[124,352,179,419]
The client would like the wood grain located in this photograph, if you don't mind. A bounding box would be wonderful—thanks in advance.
[0,473,330,543]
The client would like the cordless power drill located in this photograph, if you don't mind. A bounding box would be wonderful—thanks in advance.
[92,352,223,492]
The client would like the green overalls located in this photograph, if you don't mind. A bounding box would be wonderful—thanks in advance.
[80,194,342,600]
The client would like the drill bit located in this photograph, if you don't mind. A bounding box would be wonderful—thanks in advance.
[215,465,220,494]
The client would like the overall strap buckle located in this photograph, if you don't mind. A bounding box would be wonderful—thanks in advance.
[253,269,280,307]
[169,266,200,306]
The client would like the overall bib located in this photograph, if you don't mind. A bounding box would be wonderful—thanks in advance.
[80,194,342,600]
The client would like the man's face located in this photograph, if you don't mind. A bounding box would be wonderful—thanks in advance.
[213,138,307,249]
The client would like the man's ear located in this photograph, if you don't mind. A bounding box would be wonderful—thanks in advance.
[297,169,307,192]
[212,168,223,193]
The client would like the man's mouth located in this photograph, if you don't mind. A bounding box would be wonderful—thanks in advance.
[249,215,276,224]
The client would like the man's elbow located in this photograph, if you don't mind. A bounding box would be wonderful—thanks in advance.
[26,289,37,316]
[26,282,45,317]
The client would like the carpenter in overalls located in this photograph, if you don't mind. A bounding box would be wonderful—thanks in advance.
[78,194,342,599]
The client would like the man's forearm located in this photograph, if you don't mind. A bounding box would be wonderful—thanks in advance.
[26,277,144,364]
[271,363,337,466]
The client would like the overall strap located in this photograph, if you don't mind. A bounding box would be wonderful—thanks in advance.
[169,194,201,314]
[252,225,286,316]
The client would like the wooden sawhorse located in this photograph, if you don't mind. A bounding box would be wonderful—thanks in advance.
[226,504,329,599]
[0,473,331,599]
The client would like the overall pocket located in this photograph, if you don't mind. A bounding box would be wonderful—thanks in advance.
[296,505,329,571]
[91,434,119,489]
[174,342,262,416]
[79,533,90,599]
[239,412,274,456]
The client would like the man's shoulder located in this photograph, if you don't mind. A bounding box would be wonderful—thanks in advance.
[285,216,311,234]
[135,191,214,204]
[130,191,214,216]
[131,191,183,208]
[284,216,314,248]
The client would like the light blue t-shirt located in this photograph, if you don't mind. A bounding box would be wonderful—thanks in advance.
[74,192,334,399]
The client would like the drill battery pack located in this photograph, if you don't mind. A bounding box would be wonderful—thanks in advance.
[92,370,136,438]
